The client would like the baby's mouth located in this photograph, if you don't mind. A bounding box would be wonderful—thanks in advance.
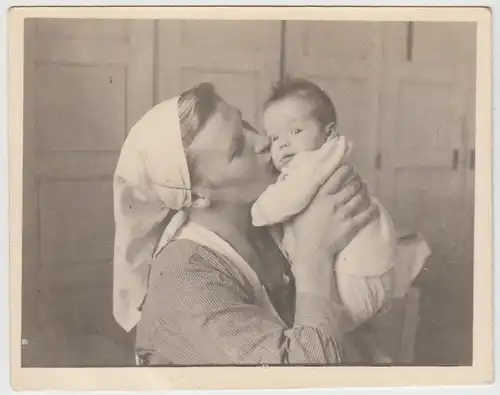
[279,153,295,167]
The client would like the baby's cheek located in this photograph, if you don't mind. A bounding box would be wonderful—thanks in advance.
[297,137,318,151]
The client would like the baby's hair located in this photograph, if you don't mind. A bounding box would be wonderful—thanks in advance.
[177,82,218,149]
[264,77,337,128]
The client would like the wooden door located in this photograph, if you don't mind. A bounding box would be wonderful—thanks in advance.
[377,22,477,365]
[156,20,281,132]
[284,21,385,192]
[22,19,155,367]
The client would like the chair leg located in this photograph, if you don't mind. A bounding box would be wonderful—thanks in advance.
[400,287,421,364]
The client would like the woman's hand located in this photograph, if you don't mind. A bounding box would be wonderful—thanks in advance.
[289,164,379,296]
[317,164,379,254]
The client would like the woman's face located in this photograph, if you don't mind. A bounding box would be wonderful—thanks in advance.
[187,98,275,204]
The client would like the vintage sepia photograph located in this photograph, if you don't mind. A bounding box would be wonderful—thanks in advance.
[9,6,493,391]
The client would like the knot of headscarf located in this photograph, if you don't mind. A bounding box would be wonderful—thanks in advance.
[113,97,192,332]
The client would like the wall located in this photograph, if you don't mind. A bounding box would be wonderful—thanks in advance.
[22,19,155,366]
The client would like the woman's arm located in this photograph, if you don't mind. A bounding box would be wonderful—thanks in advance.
[289,163,379,330]
[140,241,347,364]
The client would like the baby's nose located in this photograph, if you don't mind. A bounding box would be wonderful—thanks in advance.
[279,139,290,150]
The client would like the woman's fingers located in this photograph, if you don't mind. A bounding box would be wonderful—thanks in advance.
[331,176,363,207]
[350,203,380,230]
[319,164,356,196]
[290,160,377,265]
[335,190,363,216]
[336,183,371,215]
[350,189,372,216]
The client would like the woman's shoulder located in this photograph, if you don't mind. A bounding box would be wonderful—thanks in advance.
[155,239,221,266]
[153,239,245,283]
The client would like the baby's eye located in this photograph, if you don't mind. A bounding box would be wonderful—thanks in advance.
[270,135,279,142]
[292,128,303,135]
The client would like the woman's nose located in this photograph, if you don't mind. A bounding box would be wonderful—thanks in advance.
[255,141,271,154]
[250,133,271,154]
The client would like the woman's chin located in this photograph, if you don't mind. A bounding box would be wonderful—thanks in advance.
[208,186,264,205]
[229,182,274,205]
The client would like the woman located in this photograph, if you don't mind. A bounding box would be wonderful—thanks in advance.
[112,82,378,365]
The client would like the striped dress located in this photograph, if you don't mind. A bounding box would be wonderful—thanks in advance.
[135,236,361,365]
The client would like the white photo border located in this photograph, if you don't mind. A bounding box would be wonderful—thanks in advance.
[3,2,497,394]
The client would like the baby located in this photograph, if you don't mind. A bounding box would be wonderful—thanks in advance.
[252,79,424,360]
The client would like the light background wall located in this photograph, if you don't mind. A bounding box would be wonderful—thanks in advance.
[21,19,476,367]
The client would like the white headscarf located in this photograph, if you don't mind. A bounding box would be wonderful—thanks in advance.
[113,97,192,332]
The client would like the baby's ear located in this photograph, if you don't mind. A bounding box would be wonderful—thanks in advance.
[325,122,339,138]
[191,194,211,209]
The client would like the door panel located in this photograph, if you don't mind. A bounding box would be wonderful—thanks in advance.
[378,22,476,365]
[38,180,115,264]
[35,64,127,152]
[156,20,281,131]
[411,22,477,65]
[22,19,155,367]
[284,21,384,192]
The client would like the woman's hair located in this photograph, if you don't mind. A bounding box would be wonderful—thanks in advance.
[177,82,218,149]
[264,77,337,128]
[177,82,219,190]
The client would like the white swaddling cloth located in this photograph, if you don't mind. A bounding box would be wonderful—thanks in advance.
[252,136,428,327]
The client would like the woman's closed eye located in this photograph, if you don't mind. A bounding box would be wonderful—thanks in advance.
[242,119,258,134]
[254,138,271,154]
[230,132,245,159]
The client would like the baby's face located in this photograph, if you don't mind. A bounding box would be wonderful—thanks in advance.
[263,96,328,171]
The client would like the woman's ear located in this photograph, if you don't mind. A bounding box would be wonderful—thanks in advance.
[191,194,211,209]
[325,122,339,138]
